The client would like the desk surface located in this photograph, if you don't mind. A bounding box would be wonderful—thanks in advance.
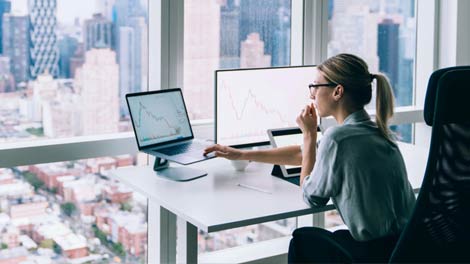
[111,159,325,232]
[110,142,427,233]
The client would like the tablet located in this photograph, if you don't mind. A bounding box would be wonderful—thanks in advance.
[267,127,322,178]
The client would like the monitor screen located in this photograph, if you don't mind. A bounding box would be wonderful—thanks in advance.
[216,66,316,147]
[127,89,193,148]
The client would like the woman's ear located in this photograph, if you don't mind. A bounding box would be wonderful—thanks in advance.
[332,85,344,101]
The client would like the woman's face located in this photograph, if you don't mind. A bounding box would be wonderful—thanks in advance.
[310,71,337,117]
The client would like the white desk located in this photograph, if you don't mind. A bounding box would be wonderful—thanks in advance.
[110,143,427,264]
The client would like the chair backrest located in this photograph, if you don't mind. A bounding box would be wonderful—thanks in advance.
[390,66,470,262]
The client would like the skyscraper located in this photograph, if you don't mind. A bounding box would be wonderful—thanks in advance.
[184,0,220,120]
[239,0,290,66]
[118,27,135,116]
[272,3,290,66]
[113,0,147,62]
[378,18,400,89]
[220,0,240,68]
[58,35,79,78]
[2,14,30,84]
[69,44,85,79]
[240,33,270,68]
[31,72,59,122]
[28,0,59,78]
[0,56,14,92]
[75,48,119,135]
[239,0,278,66]
[84,13,114,51]
[329,3,380,69]
[0,0,11,54]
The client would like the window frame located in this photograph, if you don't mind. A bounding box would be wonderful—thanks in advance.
[0,0,452,262]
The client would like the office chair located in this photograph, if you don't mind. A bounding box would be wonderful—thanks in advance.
[389,66,470,262]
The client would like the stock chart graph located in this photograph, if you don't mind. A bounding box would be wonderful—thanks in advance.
[128,91,192,147]
[216,66,315,146]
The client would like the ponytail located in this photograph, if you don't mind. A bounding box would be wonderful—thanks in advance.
[374,73,395,143]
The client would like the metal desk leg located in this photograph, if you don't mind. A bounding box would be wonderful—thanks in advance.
[149,200,177,264]
[177,217,198,264]
[297,212,325,228]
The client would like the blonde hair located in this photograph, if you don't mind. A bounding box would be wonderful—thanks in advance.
[318,53,396,143]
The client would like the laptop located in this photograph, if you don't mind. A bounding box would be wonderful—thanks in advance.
[126,88,215,165]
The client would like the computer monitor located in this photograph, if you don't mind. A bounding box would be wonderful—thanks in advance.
[215,65,316,148]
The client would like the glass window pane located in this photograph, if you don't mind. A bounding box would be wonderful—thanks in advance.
[0,0,148,143]
[0,155,148,263]
[327,0,416,142]
[184,0,292,120]
[184,0,293,251]
[199,218,296,253]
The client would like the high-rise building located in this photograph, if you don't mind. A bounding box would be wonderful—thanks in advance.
[239,0,290,66]
[58,35,79,78]
[43,94,81,138]
[328,5,380,73]
[184,0,220,120]
[0,0,11,54]
[113,0,147,62]
[31,72,59,122]
[84,13,114,51]
[117,16,147,117]
[240,32,271,68]
[272,3,290,66]
[118,26,135,116]
[2,14,30,84]
[220,0,240,68]
[0,56,15,92]
[75,48,119,135]
[378,18,400,89]
[28,0,60,78]
[69,43,85,79]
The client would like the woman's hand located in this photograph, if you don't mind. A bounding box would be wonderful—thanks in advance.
[203,144,244,160]
[296,103,318,136]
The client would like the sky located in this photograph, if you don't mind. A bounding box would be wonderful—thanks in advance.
[11,0,96,25]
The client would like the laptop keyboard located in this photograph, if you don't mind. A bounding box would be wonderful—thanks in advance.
[157,142,204,156]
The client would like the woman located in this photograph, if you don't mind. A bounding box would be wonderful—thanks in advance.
[204,53,416,263]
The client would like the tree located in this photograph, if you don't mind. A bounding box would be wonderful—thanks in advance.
[39,239,54,249]
[22,172,44,191]
[112,242,126,256]
[1,243,7,249]
[61,202,76,217]
[120,202,132,212]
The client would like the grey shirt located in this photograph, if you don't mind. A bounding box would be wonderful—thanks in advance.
[302,109,416,241]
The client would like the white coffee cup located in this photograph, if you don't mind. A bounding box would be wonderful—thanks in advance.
[230,160,250,171]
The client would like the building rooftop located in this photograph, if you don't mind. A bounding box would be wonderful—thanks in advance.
[0,246,28,260]
[54,233,87,251]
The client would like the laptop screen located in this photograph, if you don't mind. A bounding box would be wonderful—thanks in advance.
[127,89,193,148]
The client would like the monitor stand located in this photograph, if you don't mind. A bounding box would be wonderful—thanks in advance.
[153,157,207,181]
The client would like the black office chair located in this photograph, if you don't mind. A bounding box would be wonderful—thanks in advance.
[389,66,470,262]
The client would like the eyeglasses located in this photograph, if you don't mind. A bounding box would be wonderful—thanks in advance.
[308,83,337,94]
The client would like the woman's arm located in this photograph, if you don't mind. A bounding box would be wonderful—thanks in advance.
[296,103,318,186]
[300,136,316,185]
[243,145,302,165]
[203,144,302,165]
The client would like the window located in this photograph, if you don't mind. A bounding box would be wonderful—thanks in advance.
[183,0,292,120]
[0,0,148,143]
[0,1,151,263]
[0,155,148,263]
[327,0,416,142]
[184,0,296,251]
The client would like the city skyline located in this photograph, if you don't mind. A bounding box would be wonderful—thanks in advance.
[0,1,418,261]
